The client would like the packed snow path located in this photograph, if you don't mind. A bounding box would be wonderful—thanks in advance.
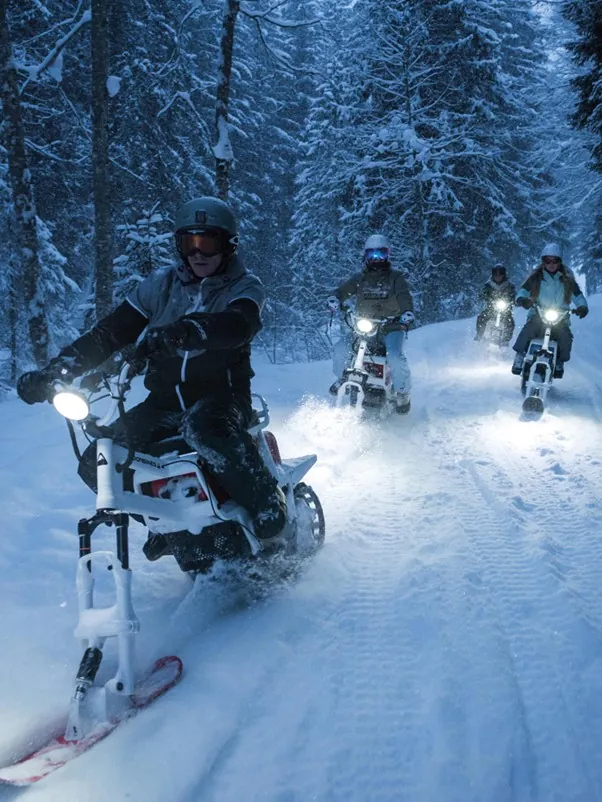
[2,301,602,801]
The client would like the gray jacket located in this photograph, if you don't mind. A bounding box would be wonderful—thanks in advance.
[59,254,266,411]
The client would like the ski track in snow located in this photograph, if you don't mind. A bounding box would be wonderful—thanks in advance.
[2,303,602,800]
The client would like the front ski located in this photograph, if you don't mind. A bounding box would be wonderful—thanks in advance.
[0,655,182,787]
[522,395,544,419]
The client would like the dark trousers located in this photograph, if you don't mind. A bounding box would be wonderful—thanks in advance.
[476,309,515,340]
[513,317,573,362]
[78,394,280,519]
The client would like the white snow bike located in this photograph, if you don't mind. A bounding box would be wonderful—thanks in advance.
[482,299,512,348]
[519,305,576,419]
[335,311,407,417]
[0,356,324,786]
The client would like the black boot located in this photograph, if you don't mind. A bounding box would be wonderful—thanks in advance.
[199,433,287,541]
[143,533,172,561]
[511,353,525,375]
[553,361,564,379]
[253,485,288,540]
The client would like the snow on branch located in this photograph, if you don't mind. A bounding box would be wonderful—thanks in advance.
[153,1,207,78]
[247,14,324,77]
[157,91,211,140]
[20,8,92,95]
[240,0,320,29]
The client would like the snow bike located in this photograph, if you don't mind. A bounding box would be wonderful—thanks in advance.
[0,357,324,786]
[519,305,576,419]
[482,299,512,348]
[335,311,407,417]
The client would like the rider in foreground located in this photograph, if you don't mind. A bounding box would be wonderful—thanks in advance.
[474,263,515,344]
[16,196,287,548]
[327,234,415,413]
[511,243,588,378]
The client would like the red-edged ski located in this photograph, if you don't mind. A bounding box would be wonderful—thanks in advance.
[0,655,182,786]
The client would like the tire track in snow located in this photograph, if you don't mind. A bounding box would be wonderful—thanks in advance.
[187,439,520,801]
[416,400,601,802]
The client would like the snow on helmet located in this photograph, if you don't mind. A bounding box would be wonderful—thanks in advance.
[541,242,563,260]
[363,234,391,267]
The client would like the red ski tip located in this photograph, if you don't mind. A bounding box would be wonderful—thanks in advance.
[0,655,183,787]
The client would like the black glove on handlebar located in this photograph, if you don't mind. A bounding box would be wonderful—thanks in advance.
[574,306,588,319]
[144,319,202,356]
[516,297,533,309]
[16,355,81,405]
[17,370,53,405]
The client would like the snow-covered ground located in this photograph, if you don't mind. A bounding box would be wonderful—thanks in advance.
[2,301,602,801]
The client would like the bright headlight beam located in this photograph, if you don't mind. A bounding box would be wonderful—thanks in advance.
[494,300,508,311]
[543,309,559,323]
[356,318,375,334]
[53,391,89,421]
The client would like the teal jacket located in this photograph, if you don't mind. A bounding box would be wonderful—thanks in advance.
[516,265,587,320]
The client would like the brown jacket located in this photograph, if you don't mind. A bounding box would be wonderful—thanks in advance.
[334,268,413,320]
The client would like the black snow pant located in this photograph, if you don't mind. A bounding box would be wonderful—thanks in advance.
[475,308,515,341]
[513,317,573,362]
[77,394,283,532]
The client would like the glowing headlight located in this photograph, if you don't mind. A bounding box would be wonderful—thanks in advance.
[543,309,559,324]
[494,300,509,311]
[356,318,375,334]
[53,391,89,421]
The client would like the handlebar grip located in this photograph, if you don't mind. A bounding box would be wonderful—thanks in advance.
[126,341,150,378]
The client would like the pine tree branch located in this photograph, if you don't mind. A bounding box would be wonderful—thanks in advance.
[20,7,92,95]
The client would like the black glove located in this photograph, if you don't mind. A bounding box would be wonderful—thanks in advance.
[144,319,204,355]
[516,297,533,309]
[17,370,53,405]
[574,306,588,319]
[16,354,82,405]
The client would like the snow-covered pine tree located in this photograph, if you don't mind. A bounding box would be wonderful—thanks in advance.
[37,216,81,352]
[290,4,368,327]
[239,0,327,358]
[113,205,173,301]
[564,0,602,172]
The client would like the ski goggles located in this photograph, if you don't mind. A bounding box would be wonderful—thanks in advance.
[542,256,561,265]
[176,229,226,258]
[364,247,390,263]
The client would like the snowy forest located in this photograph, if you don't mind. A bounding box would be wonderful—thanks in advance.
[0,0,601,382]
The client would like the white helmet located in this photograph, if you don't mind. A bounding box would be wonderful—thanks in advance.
[363,234,391,266]
[541,242,563,260]
[364,234,391,251]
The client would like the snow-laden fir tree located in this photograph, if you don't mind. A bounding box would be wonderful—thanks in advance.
[113,204,173,301]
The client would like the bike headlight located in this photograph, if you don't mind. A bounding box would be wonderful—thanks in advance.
[543,309,559,323]
[356,318,375,334]
[494,300,508,311]
[53,390,89,421]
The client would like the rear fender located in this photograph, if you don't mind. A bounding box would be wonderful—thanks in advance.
[278,455,317,488]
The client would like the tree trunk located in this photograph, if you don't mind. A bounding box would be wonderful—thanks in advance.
[8,267,18,383]
[215,0,239,200]
[91,0,113,318]
[0,3,48,366]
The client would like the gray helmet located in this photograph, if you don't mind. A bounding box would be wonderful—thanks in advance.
[174,196,238,248]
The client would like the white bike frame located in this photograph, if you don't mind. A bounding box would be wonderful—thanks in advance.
[522,307,568,408]
[336,317,392,412]
[65,377,316,742]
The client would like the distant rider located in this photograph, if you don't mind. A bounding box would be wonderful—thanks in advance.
[511,243,588,378]
[474,263,515,344]
[327,234,415,413]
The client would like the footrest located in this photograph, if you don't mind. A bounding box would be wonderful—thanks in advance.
[168,521,253,573]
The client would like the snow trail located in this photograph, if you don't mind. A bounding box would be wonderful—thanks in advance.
[2,302,602,800]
